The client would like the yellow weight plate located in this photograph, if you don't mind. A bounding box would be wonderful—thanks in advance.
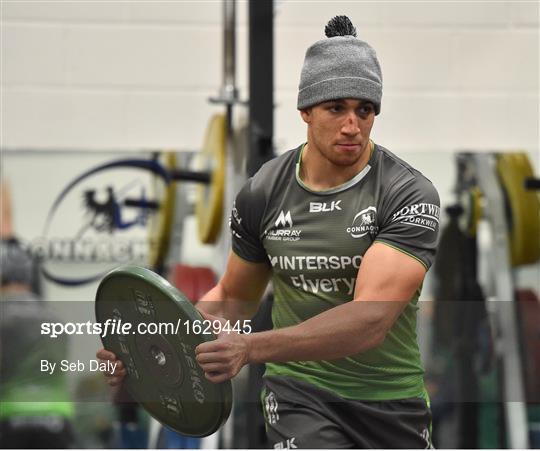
[458,186,483,237]
[496,152,540,266]
[148,152,176,270]
[195,114,226,244]
[468,187,483,237]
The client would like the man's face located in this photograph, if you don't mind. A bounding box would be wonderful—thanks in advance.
[300,98,375,167]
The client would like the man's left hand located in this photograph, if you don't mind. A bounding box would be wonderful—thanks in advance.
[195,312,251,383]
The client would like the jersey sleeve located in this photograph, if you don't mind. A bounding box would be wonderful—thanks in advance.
[375,176,441,270]
[229,178,268,263]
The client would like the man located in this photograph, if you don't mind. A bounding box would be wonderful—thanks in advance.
[99,16,440,448]
[0,181,75,448]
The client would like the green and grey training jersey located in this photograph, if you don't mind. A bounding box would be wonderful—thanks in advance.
[230,143,440,401]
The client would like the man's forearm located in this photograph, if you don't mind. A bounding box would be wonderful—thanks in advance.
[245,299,405,363]
[195,285,226,317]
[196,284,260,322]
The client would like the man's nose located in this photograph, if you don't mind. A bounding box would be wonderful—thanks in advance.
[341,112,361,135]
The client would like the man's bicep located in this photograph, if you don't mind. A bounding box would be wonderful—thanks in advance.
[354,242,426,303]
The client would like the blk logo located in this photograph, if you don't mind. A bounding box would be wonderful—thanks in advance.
[309,200,342,213]
[275,210,293,228]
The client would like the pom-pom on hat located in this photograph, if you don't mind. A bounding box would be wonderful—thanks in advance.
[297,16,382,114]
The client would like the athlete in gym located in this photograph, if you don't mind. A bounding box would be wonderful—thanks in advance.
[0,181,75,448]
[99,16,440,448]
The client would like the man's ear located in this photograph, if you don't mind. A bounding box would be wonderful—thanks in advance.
[300,108,312,124]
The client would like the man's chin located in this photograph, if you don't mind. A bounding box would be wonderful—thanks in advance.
[328,152,363,167]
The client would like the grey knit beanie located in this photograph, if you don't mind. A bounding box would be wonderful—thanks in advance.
[297,16,383,114]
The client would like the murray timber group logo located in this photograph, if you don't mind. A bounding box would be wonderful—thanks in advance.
[265,210,301,242]
[347,206,378,238]
[39,158,171,286]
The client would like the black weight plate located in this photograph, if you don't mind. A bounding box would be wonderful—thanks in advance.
[95,265,232,437]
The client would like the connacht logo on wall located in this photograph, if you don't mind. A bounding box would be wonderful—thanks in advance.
[40,158,170,286]
[346,206,379,238]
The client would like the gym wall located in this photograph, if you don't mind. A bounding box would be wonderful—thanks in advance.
[1,1,249,150]
[2,1,538,153]
[274,1,539,154]
[2,1,538,282]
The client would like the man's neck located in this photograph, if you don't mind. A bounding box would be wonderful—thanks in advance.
[299,141,373,191]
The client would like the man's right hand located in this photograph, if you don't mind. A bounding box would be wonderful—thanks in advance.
[96,348,126,386]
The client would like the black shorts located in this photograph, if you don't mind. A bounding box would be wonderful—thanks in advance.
[262,376,433,449]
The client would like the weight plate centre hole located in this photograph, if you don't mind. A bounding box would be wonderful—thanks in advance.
[150,345,167,367]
